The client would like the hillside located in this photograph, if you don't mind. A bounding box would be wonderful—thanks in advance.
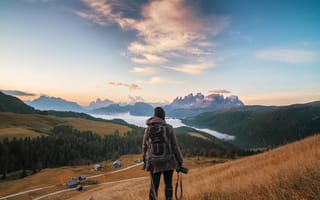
[0,92,36,114]
[183,101,320,148]
[0,112,131,139]
[67,134,320,200]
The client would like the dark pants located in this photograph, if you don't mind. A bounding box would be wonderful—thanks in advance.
[150,170,174,200]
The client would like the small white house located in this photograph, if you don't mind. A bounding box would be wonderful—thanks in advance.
[112,160,121,168]
[66,179,79,188]
[94,164,103,171]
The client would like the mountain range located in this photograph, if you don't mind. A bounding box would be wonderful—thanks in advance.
[89,102,154,116]
[22,92,244,118]
[25,96,85,112]
[1,91,320,150]
[164,93,244,118]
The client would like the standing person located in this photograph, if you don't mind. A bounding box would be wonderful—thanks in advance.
[142,107,184,200]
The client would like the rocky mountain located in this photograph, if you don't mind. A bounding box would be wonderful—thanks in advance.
[164,93,244,118]
[25,96,85,112]
[0,92,36,114]
[85,98,114,110]
[90,102,154,116]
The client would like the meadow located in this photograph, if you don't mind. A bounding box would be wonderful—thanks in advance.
[66,134,320,200]
[0,112,131,138]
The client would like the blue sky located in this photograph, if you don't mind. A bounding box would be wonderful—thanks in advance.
[1,0,319,105]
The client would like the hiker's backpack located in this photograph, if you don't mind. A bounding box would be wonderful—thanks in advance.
[148,123,172,164]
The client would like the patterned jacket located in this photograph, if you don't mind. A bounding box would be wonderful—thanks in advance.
[142,116,183,174]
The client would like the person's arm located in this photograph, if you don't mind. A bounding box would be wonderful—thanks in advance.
[142,127,149,168]
[169,126,183,166]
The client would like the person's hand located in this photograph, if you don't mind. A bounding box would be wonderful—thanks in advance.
[142,159,146,170]
[176,162,184,172]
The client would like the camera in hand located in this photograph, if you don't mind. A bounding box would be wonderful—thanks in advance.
[177,166,188,174]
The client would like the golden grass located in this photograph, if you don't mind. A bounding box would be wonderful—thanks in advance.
[0,155,219,200]
[59,118,131,136]
[68,134,320,200]
[0,127,43,140]
[0,112,131,137]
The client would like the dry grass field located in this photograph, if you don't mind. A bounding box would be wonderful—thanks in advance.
[66,134,320,200]
[0,127,43,140]
[0,112,131,138]
[0,155,225,200]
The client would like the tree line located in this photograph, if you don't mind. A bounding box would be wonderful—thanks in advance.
[0,125,255,179]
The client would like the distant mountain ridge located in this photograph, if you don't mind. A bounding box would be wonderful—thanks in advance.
[18,92,244,118]
[164,92,244,118]
[90,102,154,116]
[25,96,85,112]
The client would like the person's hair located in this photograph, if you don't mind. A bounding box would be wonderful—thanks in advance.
[154,107,165,120]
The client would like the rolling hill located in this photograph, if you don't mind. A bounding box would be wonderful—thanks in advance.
[0,92,36,114]
[0,112,132,139]
[183,101,320,148]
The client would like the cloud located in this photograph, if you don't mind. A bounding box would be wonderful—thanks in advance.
[1,90,37,96]
[209,89,231,94]
[74,10,110,26]
[136,76,183,84]
[131,67,159,74]
[131,54,168,64]
[128,95,144,104]
[21,0,53,3]
[256,49,319,63]
[108,81,140,90]
[148,77,183,84]
[168,62,214,74]
[78,0,229,69]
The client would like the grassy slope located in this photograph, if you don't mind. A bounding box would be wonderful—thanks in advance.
[68,134,320,200]
[0,112,131,138]
[0,128,42,140]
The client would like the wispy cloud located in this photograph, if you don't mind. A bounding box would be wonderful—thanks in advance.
[1,90,37,96]
[77,0,228,71]
[148,77,183,84]
[108,81,140,90]
[137,76,183,84]
[168,62,214,74]
[209,89,231,94]
[131,67,159,74]
[256,49,319,63]
[21,0,53,3]
[131,54,168,64]
[128,95,144,104]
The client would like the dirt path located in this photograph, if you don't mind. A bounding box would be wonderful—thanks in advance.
[0,163,143,200]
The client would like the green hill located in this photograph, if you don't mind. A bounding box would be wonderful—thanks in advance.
[0,92,36,114]
[183,101,320,148]
[174,126,240,157]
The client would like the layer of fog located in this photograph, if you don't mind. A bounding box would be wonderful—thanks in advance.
[93,113,235,140]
